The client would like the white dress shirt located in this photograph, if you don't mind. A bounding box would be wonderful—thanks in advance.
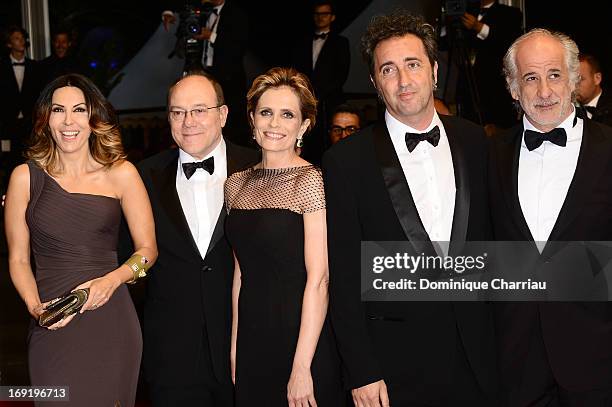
[10,55,25,119]
[10,55,25,91]
[312,31,329,69]
[203,3,224,67]
[176,138,227,258]
[386,111,456,249]
[476,2,493,40]
[518,110,583,249]
[584,90,602,119]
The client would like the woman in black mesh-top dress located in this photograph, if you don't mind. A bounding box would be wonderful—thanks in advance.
[225,67,344,406]
[4,74,157,407]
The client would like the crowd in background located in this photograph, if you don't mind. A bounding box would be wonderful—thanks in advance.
[3,1,612,406]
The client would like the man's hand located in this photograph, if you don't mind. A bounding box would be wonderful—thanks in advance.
[193,27,212,41]
[162,13,177,31]
[351,380,390,407]
[462,13,484,33]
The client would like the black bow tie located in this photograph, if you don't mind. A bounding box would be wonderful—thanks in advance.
[524,128,567,151]
[313,32,328,40]
[182,157,214,179]
[12,61,25,66]
[582,105,597,115]
[405,126,441,152]
[575,105,597,121]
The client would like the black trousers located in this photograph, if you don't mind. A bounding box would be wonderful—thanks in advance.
[148,324,234,407]
[385,327,494,407]
[499,309,612,407]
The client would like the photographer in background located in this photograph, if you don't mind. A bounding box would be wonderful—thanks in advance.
[461,0,522,135]
[162,0,250,145]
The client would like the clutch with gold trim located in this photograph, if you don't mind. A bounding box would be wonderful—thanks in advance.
[39,288,90,327]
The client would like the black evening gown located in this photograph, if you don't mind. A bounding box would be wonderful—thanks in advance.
[225,165,345,406]
[25,161,142,407]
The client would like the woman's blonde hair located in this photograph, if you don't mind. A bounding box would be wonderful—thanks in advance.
[246,67,317,132]
[26,74,125,175]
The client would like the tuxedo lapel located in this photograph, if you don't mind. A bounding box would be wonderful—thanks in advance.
[496,125,535,242]
[440,117,470,256]
[152,152,201,259]
[372,123,437,256]
[205,140,254,256]
[546,120,612,243]
[2,60,19,95]
[206,140,235,255]
[314,35,333,73]
[22,60,33,94]
[206,209,226,257]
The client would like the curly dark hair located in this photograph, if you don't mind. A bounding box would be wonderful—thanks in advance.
[361,10,437,76]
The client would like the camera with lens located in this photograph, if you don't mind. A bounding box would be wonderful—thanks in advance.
[443,0,481,34]
[172,2,216,72]
[182,5,202,37]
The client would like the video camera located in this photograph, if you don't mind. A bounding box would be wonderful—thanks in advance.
[442,0,481,42]
[173,1,216,72]
[443,0,481,18]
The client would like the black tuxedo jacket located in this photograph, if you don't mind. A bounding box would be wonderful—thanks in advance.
[488,120,612,391]
[0,56,43,130]
[135,142,257,386]
[39,55,81,87]
[322,116,497,405]
[205,2,248,87]
[591,89,612,127]
[292,32,350,106]
[471,2,522,127]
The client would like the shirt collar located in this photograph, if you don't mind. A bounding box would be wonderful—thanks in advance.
[10,55,25,64]
[586,90,602,108]
[522,106,582,148]
[523,106,576,133]
[178,136,225,177]
[385,109,443,136]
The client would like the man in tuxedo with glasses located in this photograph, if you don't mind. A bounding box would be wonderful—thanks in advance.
[122,72,256,406]
[162,0,250,145]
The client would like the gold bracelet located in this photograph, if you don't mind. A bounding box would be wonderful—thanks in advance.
[124,254,151,284]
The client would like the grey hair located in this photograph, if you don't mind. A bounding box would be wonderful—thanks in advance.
[503,28,580,97]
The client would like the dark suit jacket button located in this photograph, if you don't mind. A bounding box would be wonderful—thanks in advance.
[202,266,213,272]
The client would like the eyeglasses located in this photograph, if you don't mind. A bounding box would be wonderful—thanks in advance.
[330,125,360,136]
[168,105,223,122]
